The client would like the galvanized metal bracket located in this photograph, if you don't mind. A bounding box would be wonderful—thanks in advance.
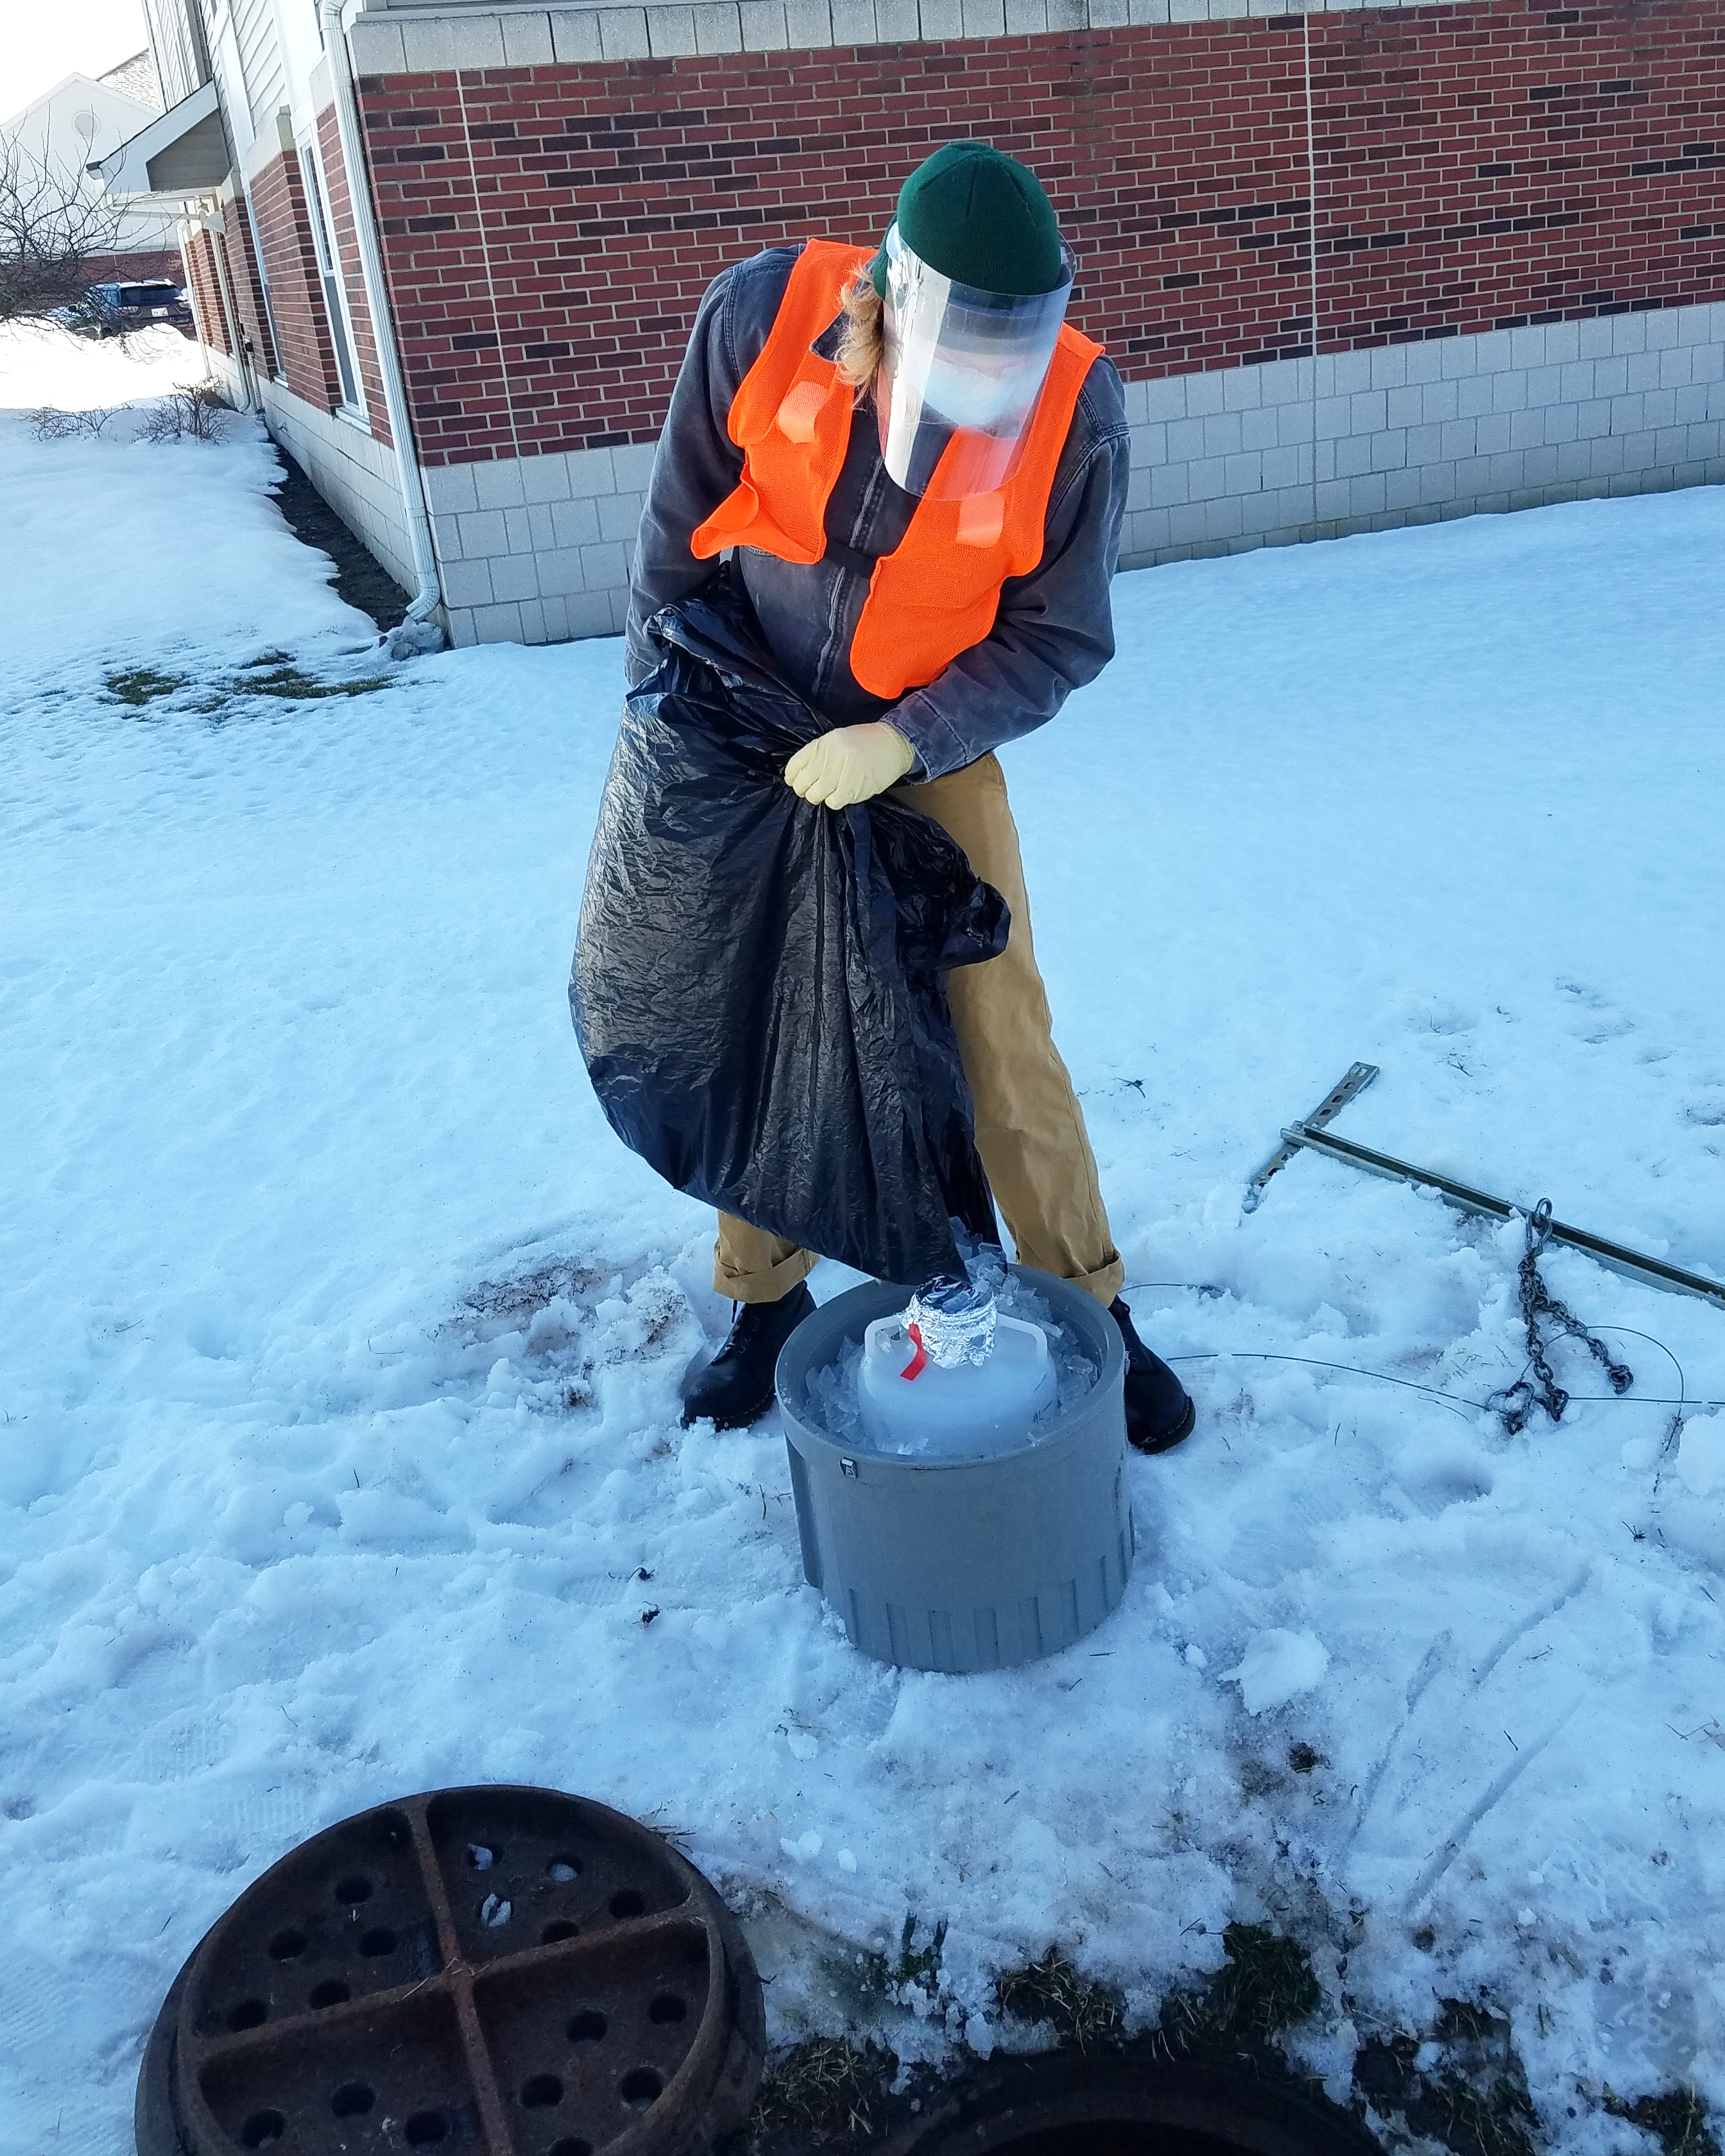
[1244,1061,1725,1312]
[1242,1061,1380,1212]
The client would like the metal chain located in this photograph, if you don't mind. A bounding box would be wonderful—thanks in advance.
[1488,1199,1635,1433]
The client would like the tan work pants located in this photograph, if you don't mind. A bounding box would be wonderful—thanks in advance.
[715,752,1124,1308]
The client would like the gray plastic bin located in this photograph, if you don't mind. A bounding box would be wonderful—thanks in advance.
[775,1266,1131,1673]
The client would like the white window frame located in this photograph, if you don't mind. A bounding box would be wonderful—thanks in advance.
[296,134,367,425]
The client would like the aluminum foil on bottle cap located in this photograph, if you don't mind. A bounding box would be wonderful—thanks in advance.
[904,1270,998,1368]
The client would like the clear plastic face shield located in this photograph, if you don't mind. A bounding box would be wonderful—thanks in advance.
[876,221,1075,501]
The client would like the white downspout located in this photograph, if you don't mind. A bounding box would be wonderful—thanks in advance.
[318,0,443,649]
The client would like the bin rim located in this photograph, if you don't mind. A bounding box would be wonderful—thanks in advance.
[775,1262,1125,1473]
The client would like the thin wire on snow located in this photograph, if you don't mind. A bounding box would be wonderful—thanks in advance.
[1126,1268,1717,1421]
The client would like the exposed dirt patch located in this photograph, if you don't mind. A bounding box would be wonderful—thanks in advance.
[1163,1923,1322,2056]
[454,1258,607,1335]
[269,445,410,632]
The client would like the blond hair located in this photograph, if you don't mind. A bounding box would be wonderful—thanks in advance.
[834,271,884,402]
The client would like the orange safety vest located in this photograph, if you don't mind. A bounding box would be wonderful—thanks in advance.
[690,239,1104,702]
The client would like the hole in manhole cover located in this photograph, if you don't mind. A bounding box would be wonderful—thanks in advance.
[871,2052,1382,2156]
[135,1786,764,2156]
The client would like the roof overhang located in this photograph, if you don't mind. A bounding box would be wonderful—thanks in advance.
[90,80,228,205]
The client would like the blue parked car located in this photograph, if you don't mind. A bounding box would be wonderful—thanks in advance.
[80,280,194,337]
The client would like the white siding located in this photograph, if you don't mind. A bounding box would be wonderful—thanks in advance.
[234,0,285,130]
[142,0,209,107]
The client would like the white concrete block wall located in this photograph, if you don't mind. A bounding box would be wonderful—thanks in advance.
[1117,302,1725,569]
[245,300,1724,645]
[261,382,419,597]
[353,0,1449,49]
[204,346,249,411]
[422,442,655,646]
[420,303,1725,646]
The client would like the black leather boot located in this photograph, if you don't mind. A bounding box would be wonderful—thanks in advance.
[1110,1297,1196,1454]
[680,1283,816,1431]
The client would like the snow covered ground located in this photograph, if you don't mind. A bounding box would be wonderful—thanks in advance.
[3,320,1724,2155]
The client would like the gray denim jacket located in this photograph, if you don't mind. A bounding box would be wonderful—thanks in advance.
[624,244,1131,781]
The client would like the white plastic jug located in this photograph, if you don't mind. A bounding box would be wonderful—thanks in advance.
[857,1312,1056,1457]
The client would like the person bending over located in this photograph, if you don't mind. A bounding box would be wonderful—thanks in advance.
[626,141,1194,1457]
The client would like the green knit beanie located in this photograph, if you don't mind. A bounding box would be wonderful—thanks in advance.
[869,142,1064,300]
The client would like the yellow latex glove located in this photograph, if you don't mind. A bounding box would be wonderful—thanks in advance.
[784,722,916,809]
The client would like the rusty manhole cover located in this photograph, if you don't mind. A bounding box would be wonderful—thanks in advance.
[135,1786,764,2156]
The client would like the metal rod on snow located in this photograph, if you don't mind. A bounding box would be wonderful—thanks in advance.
[1276,1120,1725,1313]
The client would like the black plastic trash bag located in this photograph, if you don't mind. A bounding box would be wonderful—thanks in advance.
[570,574,1008,1288]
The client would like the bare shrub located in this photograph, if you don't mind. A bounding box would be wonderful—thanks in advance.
[30,405,114,440]
[139,382,232,443]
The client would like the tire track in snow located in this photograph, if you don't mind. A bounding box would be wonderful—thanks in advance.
[1403,1692,1584,1911]
[1352,1567,1590,1845]
[1349,1629,1453,1842]
[1468,1562,1590,1691]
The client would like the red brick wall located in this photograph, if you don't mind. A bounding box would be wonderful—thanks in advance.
[84,249,185,286]
[1313,4,1725,345]
[317,105,394,445]
[250,146,346,410]
[227,198,281,379]
[356,0,1725,465]
[184,228,230,354]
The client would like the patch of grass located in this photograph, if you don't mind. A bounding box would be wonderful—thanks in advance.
[101,656,388,717]
[1175,1922,1321,2049]
[230,662,390,701]
[105,668,185,706]
[1604,2087,1720,2156]
[996,1947,1125,2053]
[895,1913,947,1994]
[1422,2071,1537,2156]
[853,1913,948,2006]
[994,1927,1332,2092]
[1355,1997,1539,2156]
[740,2035,897,2150]
[1289,1741,1326,1774]
[1438,1997,1508,2046]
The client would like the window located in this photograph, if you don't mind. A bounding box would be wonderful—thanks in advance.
[298,140,362,416]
